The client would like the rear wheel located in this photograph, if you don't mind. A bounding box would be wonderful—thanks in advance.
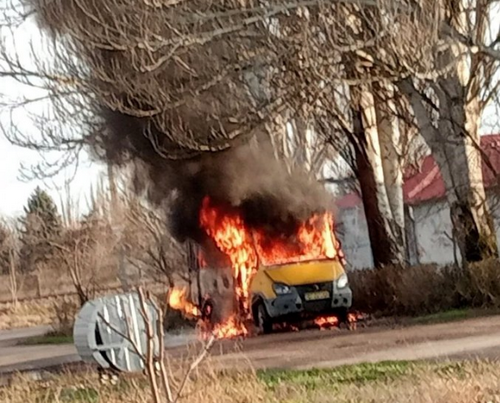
[253,301,273,335]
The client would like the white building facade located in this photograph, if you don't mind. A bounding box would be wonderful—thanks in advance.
[335,135,500,269]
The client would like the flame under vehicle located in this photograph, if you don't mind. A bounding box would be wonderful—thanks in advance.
[193,209,352,335]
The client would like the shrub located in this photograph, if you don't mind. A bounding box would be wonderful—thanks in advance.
[350,259,500,317]
[51,298,79,336]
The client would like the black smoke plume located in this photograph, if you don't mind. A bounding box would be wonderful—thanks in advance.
[94,109,333,243]
[23,0,334,244]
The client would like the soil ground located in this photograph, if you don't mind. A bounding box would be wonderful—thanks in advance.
[2,314,500,374]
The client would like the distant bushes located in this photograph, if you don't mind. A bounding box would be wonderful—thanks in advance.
[350,259,500,317]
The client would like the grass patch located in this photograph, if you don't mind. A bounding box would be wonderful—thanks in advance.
[409,308,500,325]
[259,360,491,402]
[1,359,498,403]
[59,386,99,403]
[22,333,73,346]
[259,361,414,390]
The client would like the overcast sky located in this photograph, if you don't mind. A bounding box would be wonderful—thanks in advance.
[0,135,102,217]
[0,14,106,218]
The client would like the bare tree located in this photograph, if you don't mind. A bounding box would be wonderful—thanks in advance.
[51,217,115,305]
[384,0,500,263]
[0,219,20,305]
[0,0,388,162]
[2,0,497,270]
[123,192,190,288]
[279,3,409,266]
[298,0,500,265]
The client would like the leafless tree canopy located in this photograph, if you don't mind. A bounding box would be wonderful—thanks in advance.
[1,0,499,265]
[2,0,494,165]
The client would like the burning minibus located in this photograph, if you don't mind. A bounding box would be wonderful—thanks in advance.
[192,197,352,336]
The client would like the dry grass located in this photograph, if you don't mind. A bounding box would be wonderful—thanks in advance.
[0,295,82,331]
[1,364,266,403]
[2,360,500,403]
[0,300,58,330]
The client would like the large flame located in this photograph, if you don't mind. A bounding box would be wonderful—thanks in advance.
[253,213,339,266]
[211,315,249,338]
[199,197,258,320]
[168,287,201,318]
[167,197,344,339]
[198,196,342,339]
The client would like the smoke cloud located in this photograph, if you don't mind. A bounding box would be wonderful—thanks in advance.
[24,0,334,244]
[94,109,333,244]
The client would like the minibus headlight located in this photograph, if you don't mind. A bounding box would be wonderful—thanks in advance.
[337,273,348,289]
[273,283,292,295]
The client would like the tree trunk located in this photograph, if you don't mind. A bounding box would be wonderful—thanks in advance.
[404,205,419,265]
[8,248,18,308]
[352,86,405,267]
[437,75,497,263]
[374,82,406,253]
[399,77,498,263]
[398,0,498,264]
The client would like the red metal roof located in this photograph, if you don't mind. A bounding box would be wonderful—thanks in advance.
[336,134,500,209]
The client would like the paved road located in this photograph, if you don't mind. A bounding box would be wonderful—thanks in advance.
[0,326,78,373]
[2,316,500,375]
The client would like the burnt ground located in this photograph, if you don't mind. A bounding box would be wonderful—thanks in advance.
[2,315,500,376]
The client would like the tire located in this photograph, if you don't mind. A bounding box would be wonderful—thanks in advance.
[337,308,354,331]
[337,308,349,324]
[253,301,273,335]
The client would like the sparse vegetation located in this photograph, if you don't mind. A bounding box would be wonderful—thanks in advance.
[408,308,500,326]
[260,361,415,389]
[0,177,186,332]
[2,360,500,403]
[51,299,79,337]
[21,333,73,346]
[350,259,500,318]
[0,299,59,330]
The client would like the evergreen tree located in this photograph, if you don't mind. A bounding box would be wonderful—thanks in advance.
[22,187,61,238]
[19,187,61,272]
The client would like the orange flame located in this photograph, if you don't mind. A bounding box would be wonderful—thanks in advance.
[314,313,362,330]
[199,196,344,339]
[211,315,249,339]
[254,213,339,266]
[199,197,258,319]
[168,287,201,318]
[314,315,339,329]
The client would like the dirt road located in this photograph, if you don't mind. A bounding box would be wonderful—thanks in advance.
[211,315,500,370]
[2,316,500,375]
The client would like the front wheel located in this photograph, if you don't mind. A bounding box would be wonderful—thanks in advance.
[337,308,355,331]
[253,301,273,335]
